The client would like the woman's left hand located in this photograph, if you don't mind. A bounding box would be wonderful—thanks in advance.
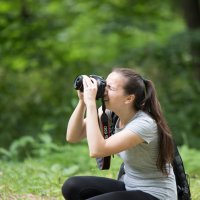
[82,75,97,106]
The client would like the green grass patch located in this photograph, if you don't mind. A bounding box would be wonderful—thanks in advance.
[0,139,200,199]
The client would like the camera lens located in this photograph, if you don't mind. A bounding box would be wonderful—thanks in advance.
[73,75,106,99]
[73,75,84,92]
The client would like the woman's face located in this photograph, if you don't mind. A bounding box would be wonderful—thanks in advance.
[104,72,129,111]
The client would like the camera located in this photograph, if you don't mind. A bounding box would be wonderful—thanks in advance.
[73,75,106,100]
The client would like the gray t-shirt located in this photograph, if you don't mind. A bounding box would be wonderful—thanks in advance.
[113,110,177,200]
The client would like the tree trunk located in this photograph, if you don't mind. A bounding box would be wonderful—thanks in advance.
[182,0,200,80]
[20,0,30,20]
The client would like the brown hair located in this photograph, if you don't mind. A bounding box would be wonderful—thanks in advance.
[112,68,174,175]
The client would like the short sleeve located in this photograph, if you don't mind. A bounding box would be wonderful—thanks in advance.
[125,113,158,143]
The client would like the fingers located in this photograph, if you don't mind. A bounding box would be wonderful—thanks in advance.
[82,76,97,88]
[82,75,90,87]
[82,76,98,103]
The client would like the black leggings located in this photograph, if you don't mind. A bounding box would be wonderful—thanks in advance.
[62,176,159,200]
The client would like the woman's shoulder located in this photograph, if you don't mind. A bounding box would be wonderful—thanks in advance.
[128,110,157,129]
[126,111,158,143]
[134,111,155,124]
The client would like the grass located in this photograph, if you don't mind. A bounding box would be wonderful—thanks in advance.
[0,140,200,200]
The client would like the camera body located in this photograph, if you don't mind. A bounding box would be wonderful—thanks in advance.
[74,75,106,100]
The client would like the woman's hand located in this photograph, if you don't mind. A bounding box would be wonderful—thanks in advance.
[82,75,97,106]
[77,90,84,101]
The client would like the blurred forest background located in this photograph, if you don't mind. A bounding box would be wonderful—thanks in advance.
[0,0,200,150]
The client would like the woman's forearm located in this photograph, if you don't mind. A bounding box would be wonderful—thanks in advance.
[86,103,105,157]
[66,100,86,142]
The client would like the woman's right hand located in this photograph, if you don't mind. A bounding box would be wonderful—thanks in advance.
[77,90,85,101]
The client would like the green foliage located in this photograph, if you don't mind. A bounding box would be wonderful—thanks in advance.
[0,136,200,199]
[0,136,35,161]
[178,146,200,200]
[0,135,96,199]
[179,145,200,176]
[0,132,60,161]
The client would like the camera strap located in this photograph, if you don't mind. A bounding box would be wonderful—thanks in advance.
[96,98,111,170]
[101,98,110,139]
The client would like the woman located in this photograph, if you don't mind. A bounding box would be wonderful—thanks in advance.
[62,68,177,200]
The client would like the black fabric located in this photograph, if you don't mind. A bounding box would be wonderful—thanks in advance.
[96,155,111,170]
[172,143,191,200]
[62,176,159,200]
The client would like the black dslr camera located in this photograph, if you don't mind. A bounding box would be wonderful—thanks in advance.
[73,75,106,100]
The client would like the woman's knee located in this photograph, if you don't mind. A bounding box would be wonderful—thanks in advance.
[62,176,82,200]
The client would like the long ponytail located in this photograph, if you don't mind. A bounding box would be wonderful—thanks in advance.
[143,79,174,175]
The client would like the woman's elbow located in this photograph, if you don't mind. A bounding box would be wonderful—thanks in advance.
[89,151,97,158]
[66,134,77,143]
[89,149,103,158]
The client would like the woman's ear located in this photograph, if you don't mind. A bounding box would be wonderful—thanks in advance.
[125,94,135,104]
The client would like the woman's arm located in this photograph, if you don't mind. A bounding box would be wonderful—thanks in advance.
[66,96,87,143]
[86,104,144,157]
